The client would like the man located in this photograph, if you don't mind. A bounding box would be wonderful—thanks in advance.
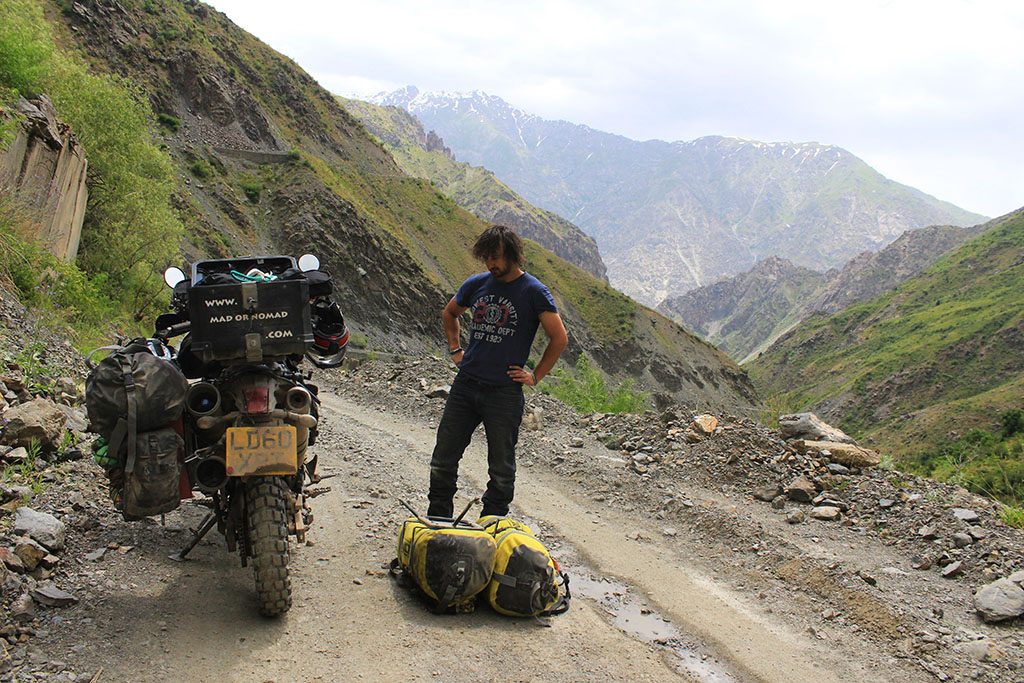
[428,225,568,518]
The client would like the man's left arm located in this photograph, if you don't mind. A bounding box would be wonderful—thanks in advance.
[510,311,567,386]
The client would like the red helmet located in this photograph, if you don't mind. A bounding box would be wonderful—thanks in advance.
[306,300,349,368]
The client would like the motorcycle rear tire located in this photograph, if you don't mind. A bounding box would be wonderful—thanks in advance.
[246,477,292,617]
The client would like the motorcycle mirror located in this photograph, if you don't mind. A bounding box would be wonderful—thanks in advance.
[163,266,186,288]
[298,254,320,272]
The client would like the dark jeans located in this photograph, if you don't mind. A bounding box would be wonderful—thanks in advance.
[427,373,525,518]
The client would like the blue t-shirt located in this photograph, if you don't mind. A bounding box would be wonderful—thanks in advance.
[454,271,557,385]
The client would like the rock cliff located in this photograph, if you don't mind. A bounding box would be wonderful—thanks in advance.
[0,96,88,261]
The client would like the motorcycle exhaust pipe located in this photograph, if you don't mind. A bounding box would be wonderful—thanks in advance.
[194,456,228,493]
[285,387,312,467]
[285,386,311,413]
[186,382,221,417]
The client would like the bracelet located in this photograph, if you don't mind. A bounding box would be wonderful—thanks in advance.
[448,347,463,355]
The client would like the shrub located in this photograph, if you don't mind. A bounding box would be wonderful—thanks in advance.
[0,0,183,330]
[239,177,262,203]
[545,354,648,414]
[1002,409,1024,438]
[190,159,213,179]
[157,112,180,132]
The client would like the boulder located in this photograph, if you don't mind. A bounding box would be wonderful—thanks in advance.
[12,592,35,622]
[14,538,47,572]
[0,398,68,452]
[810,506,842,521]
[690,414,718,434]
[424,385,450,399]
[791,440,881,468]
[973,578,1024,622]
[522,407,544,431]
[950,508,980,524]
[753,485,783,502]
[778,412,854,444]
[31,583,79,607]
[785,476,818,503]
[13,506,66,551]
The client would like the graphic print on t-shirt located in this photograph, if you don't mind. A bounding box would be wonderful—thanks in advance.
[470,294,519,345]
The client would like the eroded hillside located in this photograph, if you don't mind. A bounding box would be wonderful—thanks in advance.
[42,0,756,410]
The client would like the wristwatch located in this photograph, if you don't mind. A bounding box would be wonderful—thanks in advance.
[449,347,463,356]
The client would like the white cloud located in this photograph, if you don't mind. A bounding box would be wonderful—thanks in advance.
[207,0,1024,217]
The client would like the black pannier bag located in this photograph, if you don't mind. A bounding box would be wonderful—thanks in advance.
[187,256,314,363]
[121,427,183,520]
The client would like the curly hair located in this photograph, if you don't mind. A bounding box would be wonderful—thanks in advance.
[472,225,524,267]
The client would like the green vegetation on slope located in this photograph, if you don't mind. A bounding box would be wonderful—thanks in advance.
[909,410,1024,506]
[0,0,182,343]
[544,354,648,413]
[749,209,1024,469]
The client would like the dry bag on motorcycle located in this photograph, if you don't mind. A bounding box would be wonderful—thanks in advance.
[391,512,496,613]
[479,516,570,618]
[86,340,189,520]
[121,427,184,519]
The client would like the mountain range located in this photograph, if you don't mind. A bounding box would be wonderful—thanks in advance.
[373,87,986,306]
[659,223,986,361]
[748,208,1024,460]
[33,0,756,411]
[337,96,607,281]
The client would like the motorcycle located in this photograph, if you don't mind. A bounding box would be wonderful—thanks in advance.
[148,253,347,616]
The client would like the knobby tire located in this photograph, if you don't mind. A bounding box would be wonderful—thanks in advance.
[246,477,292,616]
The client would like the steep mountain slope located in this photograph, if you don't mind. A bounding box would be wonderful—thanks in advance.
[805,223,986,315]
[338,97,607,281]
[658,257,827,360]
[43,0,756,410]
[661,224,983,361]
[375,87,986,305]
[747,208,1024,459]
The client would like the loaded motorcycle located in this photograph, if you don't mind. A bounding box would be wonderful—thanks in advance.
[86,254,347,616]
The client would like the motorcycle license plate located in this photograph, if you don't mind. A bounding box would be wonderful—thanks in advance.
[225,425,298,476]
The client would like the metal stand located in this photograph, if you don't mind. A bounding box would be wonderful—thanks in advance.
[169,512,217,562]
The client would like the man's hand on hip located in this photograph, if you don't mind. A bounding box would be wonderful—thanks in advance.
[507,365,536,386]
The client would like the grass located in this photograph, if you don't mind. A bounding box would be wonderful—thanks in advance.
[189,159,213,180]
[1,438,46,498]
[156,112,179,132]
[907,411,1024,506]
[1001,504,1024,529]
[544,354,649,414]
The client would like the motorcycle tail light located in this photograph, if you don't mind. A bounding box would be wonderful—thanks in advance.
[243,386,270,414]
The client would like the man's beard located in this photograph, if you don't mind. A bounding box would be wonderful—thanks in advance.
[489,264,511,278]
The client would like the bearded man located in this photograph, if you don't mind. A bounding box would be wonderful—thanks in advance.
[427,225,568,518]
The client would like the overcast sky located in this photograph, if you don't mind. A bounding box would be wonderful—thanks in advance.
[207,0,1022,218]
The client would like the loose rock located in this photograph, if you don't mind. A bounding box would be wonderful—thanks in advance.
[30,583,79,607]
[973,578,1024,622]
[778,412,855,444]
[13,507,66,551]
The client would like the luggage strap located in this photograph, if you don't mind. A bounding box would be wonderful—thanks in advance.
[492,568,572,622]
[105,352,139,474]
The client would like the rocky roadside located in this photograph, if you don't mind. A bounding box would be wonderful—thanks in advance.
[0,290,108,681]
[335,358,1024,682]
[0,275,1021,681]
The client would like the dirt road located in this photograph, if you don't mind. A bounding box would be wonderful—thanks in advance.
[31,388,944,683]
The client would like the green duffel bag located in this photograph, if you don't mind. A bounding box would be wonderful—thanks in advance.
[121,427,183,521]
